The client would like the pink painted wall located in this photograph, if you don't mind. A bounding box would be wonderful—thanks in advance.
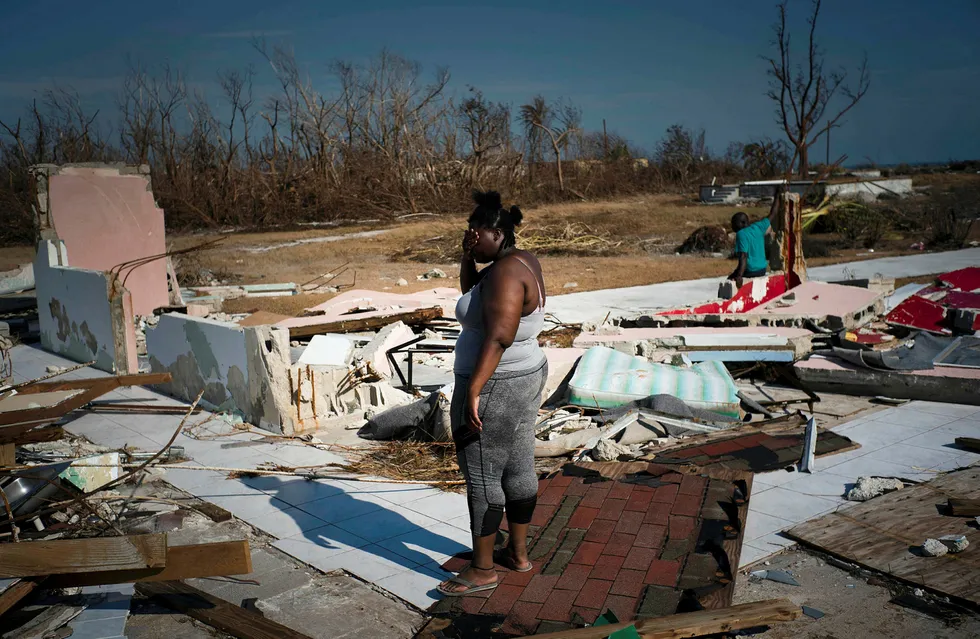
[48,167,169,316]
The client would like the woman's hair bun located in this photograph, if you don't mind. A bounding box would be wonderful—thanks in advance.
[508,205,523,227]
[472,190,502,211]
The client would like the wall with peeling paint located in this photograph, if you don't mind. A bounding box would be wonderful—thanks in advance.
[33,164,170,316]
[34,240,138,373]
[146,313,292,432]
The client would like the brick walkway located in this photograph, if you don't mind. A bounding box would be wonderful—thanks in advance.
[433,463,749,635]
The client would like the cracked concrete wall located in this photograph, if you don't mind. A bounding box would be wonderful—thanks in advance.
[146,313,292,433]
[35,240,137,373]
[287,363,414,433]
[32,163,169,316]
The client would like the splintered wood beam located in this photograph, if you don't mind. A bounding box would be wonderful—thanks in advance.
[0,373,172,427]
[0,425,64,446]
[0,534,167,578]
[523,598,802,639]
[0,577,46,618]
[46,540,251,588]
[14,372,172,395]
[948,497,980,517]
[288,307,443,339]
[137,580,314,639]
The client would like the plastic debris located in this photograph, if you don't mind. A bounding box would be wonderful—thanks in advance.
[802,606,825,619]
[749,569,800,586]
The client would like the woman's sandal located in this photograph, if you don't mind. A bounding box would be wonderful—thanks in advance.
[495,549,533,573]
[436,565,498,597]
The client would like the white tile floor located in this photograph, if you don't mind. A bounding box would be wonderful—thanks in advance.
[9,345,472,610]
[11,345,980,602]
[740,399,980,567]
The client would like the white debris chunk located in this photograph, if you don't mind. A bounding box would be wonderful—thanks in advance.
[845,476,904,502]
[938,534,969,553]
[921,539,948,557]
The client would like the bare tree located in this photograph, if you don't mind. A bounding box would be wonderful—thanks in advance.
[764,0,870,178]
[458,87,510,187]
[655,124,706,188]
[520,96,580,192]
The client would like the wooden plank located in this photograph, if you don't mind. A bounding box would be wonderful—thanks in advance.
[288,307,442,339]
[0,534,167,578]
[46,540,251,588]
[521,598,801,639]
[0,443,13,466]
[955,437,980,454]
[787,467,980,607]
[701,472,753,610]
[6,603,84,638]
[0,426,64,446]
[0,578,45,618]
[948,497,980,517]
[137,580,313,639]
[15,373,172,395]
[0,373,172,427]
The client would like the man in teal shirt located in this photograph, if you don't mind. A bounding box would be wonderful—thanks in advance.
[728,186,783,289]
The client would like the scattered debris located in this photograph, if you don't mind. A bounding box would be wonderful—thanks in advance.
[802,605,826,619]
[417,268,447,281]
[920,538,949,557]
[591,437,634,461]
[845,476,904,502]
[937,534,969,553]
[749,569,801,586]
[396,278,409,287]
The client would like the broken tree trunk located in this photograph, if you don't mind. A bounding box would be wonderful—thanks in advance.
[288,307,442,340]
[137,580,314,639]
[523,598,801,639]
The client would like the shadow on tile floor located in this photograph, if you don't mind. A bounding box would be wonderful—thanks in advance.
[249,475,469,597]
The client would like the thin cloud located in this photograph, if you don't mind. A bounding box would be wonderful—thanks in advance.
[202,29,292,39]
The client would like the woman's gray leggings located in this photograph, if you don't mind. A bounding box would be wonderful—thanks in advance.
[452,360,548,537]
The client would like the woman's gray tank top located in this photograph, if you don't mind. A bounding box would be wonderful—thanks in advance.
[453,259,546,375]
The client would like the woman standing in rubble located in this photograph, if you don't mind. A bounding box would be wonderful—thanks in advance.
[438,191,548,596]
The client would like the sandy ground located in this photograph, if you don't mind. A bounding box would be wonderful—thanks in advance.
[2,182,975,319]
[734,548,980,638]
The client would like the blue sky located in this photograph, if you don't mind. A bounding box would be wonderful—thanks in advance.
[1,0,977,164]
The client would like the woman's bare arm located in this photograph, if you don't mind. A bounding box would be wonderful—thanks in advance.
[464,262,524,430]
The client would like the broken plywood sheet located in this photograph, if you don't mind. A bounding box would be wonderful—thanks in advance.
[796,354,980,406]
[736,383,878,419]
[653,429,857,473]
[35,164,169,316]
[277,287,460,332]
[432,463,752,634]
[34,240,138,373]
[0,389,85,413]
[786,467,980,607]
